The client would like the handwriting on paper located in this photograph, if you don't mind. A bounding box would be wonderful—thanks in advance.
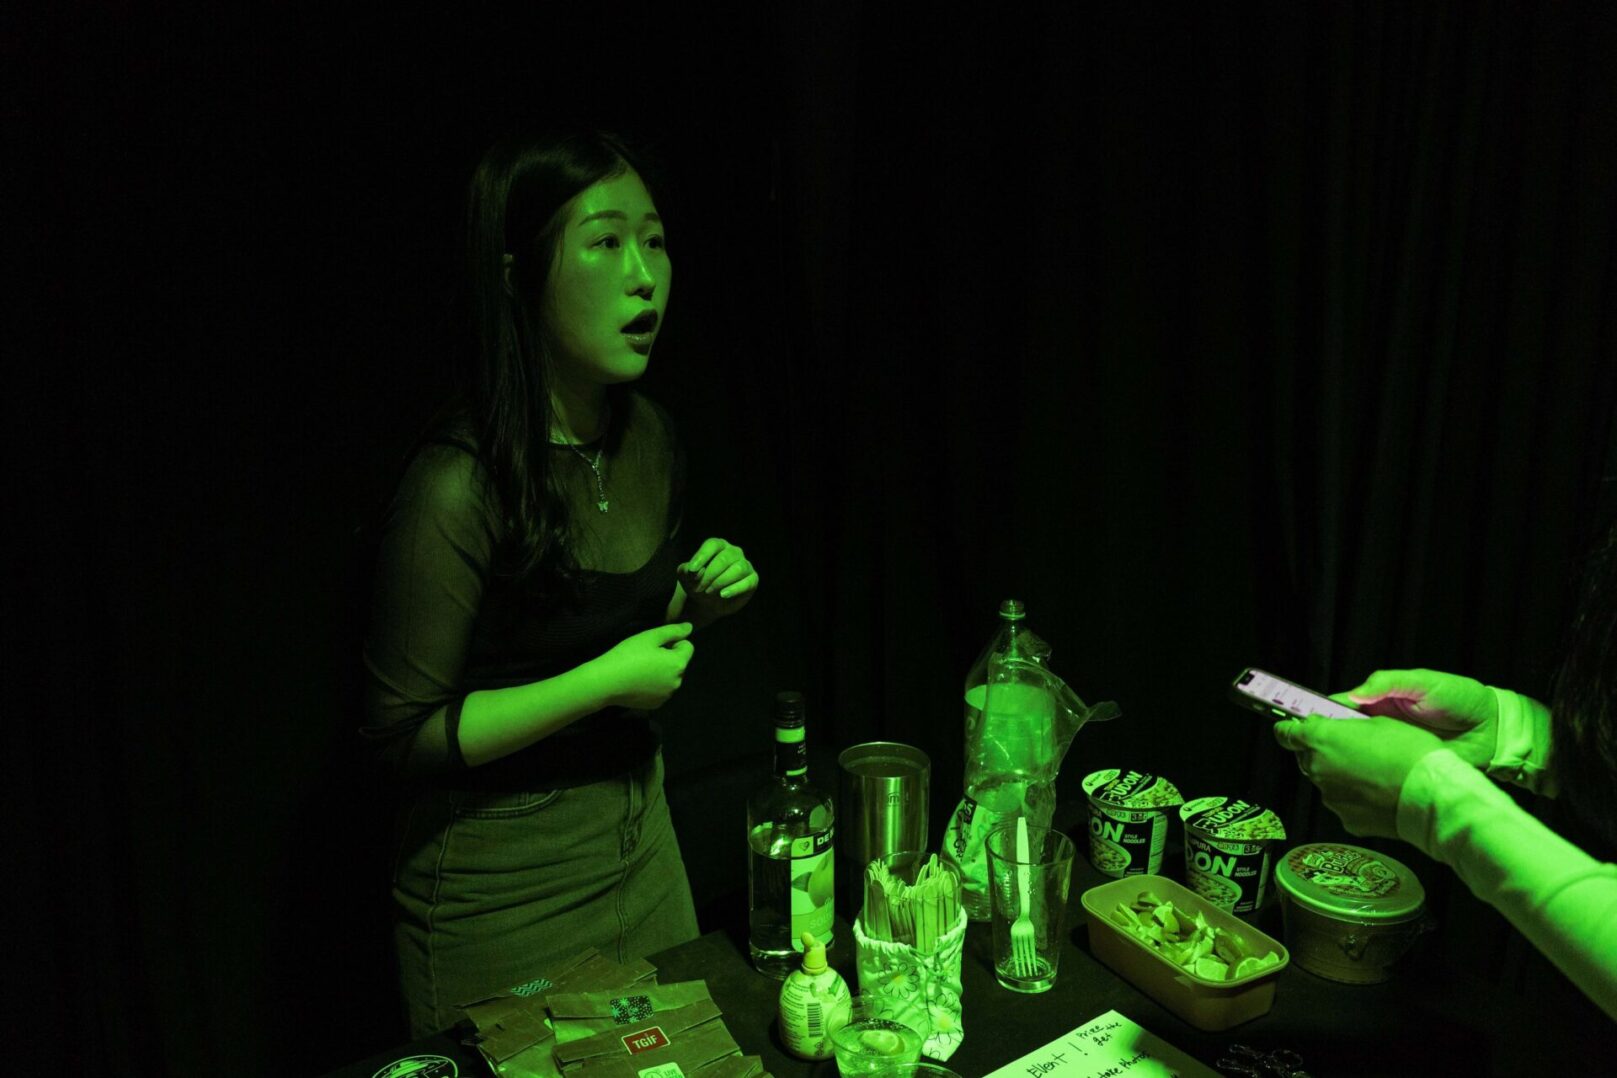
[983,1010,1220,1078]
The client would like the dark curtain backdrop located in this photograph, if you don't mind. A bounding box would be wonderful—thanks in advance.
[19,3,1617,1075]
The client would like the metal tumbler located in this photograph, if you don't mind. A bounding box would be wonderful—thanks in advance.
[837,742,931,923]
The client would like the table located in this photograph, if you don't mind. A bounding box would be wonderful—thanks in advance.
[325,806,1605,1078]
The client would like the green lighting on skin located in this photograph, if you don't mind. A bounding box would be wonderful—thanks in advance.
[531,168,671,445]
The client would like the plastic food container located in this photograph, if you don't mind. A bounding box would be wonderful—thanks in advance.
[1273,843,1427,984]
[1082,770,1183,877]
[1179,797,1286,914]
[1081,874,1290,1031]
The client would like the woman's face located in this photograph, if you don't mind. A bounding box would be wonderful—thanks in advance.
[539,168,670,388]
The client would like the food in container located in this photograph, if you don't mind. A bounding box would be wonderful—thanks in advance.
[1082,769,1183,877]
[830,995,925,1076]
[1107,892,1281,982]
[1273,842,1427,984]
[1081,875,1290,1031]
[1179,797,1286,914]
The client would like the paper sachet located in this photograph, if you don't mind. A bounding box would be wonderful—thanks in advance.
[547,980,714,1044]
[552,998,742,1076]
[454,948,658,1078]
[694,1054,773,1077]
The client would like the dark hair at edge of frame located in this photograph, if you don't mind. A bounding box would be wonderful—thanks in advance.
[1548,519,1617,857]
[449,127,672,605]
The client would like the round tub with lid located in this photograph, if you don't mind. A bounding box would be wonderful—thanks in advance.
[1274,842,1428,984]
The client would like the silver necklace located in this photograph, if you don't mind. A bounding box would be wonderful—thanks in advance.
[558,405,610,513]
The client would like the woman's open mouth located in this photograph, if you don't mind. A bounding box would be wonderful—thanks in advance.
[621,310,658,352]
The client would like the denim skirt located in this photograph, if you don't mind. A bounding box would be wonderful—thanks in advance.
[390,750,699,1038]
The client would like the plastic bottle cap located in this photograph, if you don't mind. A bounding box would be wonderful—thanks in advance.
[799,931,827,974]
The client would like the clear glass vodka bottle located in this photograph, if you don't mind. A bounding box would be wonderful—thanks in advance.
[747,691,836,979]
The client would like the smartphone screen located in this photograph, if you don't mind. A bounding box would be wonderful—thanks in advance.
[1233,668,1365,720]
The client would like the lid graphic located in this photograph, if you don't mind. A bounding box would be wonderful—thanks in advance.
[1275,843,1425,921]
[1083,769,1183,808]
[1180,797,1286,841]
[371,1056,458,1078]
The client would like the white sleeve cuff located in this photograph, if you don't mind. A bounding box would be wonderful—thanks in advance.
[1397,747,1487,856]
[1484,686,1558,798]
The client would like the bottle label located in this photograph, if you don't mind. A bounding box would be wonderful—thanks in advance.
[946,796,978,861]
[943,792,1012,905]
[778,968,850,1059]
[789,826,835,949]
[775,725,808,777]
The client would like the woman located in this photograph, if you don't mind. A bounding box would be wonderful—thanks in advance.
[360,129,760,1038]
[1272,522,1617,1021]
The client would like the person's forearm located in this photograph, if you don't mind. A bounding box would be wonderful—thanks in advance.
[1399,749,1617,1020]
[458,660,617,768]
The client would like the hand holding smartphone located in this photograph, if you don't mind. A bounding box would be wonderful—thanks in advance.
[1230,668,1366,721]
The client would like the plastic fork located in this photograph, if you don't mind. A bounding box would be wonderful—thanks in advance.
[1010,816,1038,978]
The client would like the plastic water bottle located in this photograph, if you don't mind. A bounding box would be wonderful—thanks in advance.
[946,599,1050,920]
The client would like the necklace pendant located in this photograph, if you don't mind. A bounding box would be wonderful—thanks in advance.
[597,499,610,513]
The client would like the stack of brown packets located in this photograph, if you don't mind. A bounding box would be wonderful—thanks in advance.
[550,980,767,1076]
[452,949,772,1077]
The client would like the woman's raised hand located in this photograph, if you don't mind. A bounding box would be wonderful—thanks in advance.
[596,622,695,710]
[1273,714,1447,838]
[677,538,759,626]
[1329,668,1499,770]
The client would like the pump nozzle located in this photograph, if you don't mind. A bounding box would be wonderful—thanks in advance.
[799,931,828,974]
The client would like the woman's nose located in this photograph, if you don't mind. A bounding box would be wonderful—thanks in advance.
[631,255,656,285]
[628,259,657,295]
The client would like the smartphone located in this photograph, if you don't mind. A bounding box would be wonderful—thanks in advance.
[1230,667,1366,720]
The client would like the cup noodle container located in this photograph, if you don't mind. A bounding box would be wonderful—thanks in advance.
[1274,842,1427,984]
[1082,770,1183,878]
[1178,797,1287,915]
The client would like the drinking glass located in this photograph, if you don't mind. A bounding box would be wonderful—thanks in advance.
[832,994,927,1076]
[984,821,1075,993]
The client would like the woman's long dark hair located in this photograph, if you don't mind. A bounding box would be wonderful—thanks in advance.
[1549,518,1617,856]
[440,127,671,601]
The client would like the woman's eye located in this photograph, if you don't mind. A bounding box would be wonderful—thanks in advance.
[594,235,664,250]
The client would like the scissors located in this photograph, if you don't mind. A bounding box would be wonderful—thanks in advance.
[1214,1043,1311,1077]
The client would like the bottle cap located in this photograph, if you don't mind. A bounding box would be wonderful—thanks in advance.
[775,691,806,729]
[799,931,827,974]
[999,599,1026,620]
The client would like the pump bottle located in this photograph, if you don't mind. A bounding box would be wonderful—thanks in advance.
[776,931,851,1060]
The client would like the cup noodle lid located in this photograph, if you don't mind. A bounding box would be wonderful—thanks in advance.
[1179,797,1286,842]
[1082,769,1183,808]
[1274,842,1425,922]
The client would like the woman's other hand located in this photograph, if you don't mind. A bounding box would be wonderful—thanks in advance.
[1273,714,1447,838]
[1330,668,1499,770]
[677,538,759,626]
[596,622,695,710]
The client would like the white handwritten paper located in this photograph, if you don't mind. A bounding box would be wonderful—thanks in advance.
[983,1010,1220,1078]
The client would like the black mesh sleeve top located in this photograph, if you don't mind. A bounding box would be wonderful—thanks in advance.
[360,390,687,791]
